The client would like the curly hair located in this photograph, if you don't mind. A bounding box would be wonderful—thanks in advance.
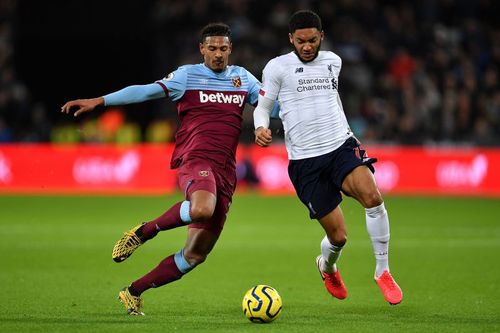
[288,10,322,33]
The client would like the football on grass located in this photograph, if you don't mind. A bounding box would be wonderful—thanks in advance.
[242,284,282,323]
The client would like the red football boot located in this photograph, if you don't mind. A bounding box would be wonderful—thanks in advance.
[375,270,403,305]
[316,256,348,300]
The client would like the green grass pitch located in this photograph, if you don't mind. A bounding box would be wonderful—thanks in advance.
[1,193,499,333]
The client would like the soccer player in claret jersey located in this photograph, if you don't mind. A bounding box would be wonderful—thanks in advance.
[253,10,403,305]
[61,23,264,315]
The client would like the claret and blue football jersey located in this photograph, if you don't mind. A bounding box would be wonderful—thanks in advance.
[155,63,261,169]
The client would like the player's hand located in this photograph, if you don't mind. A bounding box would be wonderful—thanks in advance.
[254,127,273,147]
[60,97,104,117]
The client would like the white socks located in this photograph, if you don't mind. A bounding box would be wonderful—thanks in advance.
[365,202,390,278]
[319,203,391,277]
[320,236,343,274]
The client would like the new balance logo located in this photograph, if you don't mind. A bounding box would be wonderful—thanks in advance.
[295,67,303,73]
[199,91,245,107]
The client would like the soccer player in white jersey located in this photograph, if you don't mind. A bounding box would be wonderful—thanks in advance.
[253,10,403,305]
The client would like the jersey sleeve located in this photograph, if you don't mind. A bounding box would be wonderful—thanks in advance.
[260,59,282,101]
[245,69,262,106]
[155,67,188,102]
[103,83,166,106]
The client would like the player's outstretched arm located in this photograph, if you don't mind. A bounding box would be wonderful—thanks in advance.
[61,83,166,117]
[61,97,104,117]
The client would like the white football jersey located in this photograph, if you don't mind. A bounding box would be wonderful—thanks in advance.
[261,51,353,160]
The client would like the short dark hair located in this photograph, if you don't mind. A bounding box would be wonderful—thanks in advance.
[200,23,232,42]
[288,10,322,33]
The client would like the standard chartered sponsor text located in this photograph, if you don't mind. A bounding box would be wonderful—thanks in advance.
[297,78,331,92]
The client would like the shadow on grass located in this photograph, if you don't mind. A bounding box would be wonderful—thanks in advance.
[0,313,146,325]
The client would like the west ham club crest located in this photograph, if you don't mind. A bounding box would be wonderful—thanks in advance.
[232,76,241,88]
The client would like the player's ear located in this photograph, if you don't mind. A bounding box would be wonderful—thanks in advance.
[320,31,325,41]
[288,33,293,44]
[199,42,205,55]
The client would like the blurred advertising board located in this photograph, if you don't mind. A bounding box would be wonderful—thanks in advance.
[0,144,176,194]
[0,144,499,196]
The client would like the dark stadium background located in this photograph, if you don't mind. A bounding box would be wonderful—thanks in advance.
[4,0,500,145]
[13,1,159,136]
[9,0,284,143]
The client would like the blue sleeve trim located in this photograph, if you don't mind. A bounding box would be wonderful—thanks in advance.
[244,69,261,106]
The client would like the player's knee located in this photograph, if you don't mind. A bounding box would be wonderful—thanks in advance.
[326,228,347,247]
[363,191,383,208]
[331,233,347,247]
[189,203,215,221]
[183,250,208,267]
